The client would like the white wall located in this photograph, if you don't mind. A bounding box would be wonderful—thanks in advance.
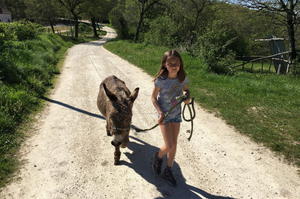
[0,14,11,22]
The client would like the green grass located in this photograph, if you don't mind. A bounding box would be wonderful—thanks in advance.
[0,33,74,187]
[0,23,107,187]
[105,40,300,167]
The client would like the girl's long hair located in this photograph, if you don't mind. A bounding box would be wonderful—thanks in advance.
[154,50,186,82]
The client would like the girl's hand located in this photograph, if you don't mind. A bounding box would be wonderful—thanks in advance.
[158,112,165,124]
[184,98,191,104]
[183,89,191,104]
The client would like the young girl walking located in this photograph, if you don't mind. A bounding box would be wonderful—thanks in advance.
[151,50,190,186]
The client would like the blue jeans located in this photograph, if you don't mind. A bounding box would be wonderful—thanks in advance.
[163,114,182,124]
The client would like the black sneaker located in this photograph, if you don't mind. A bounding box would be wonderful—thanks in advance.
[152,152,163,175]
[162,166,177,187]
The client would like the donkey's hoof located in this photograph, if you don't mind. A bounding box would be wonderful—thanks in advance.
[120,142,128,148]
[114,160,120,165]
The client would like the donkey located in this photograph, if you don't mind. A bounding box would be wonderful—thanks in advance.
[97,75,139,165]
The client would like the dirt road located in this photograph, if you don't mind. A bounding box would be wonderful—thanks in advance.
[1,27,299,199]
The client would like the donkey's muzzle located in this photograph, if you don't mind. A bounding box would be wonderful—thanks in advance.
[111,140,121,147]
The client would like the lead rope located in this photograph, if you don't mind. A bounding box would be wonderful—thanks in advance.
[182,98,196,141]
[133,95,196,141]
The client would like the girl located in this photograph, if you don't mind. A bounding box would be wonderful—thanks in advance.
[151,50,190,186]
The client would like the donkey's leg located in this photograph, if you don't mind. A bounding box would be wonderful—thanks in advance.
[106,123,112,136]
[121,135,129,148]
[114,146,121,165]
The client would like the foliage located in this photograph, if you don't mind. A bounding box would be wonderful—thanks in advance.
[109,3,130,39]
[195,20,241,74]
[24,0,62,26]
[4,0,27,20]
[0,22,73,187]
[144,15,177,47]
[0,21,43,42]
[238,0,299,60]
[211,2,286,56]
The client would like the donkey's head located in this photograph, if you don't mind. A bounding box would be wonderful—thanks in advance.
[103,83,139,148]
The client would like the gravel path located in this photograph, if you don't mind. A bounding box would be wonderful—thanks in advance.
[1,27,299,199]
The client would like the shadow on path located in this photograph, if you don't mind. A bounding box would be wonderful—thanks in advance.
[41,97,105,120]
[121,136,235,199]
[41,97,235,198]
[41,97,144,131]
[81,41,104,46]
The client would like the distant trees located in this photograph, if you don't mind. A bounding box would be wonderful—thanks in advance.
[4,0,27,20]
[240,0,299,60]
[5,0,114,38]
[81,0,114,38]
[57,0,83,38]
[3,0,299,68]
[170,0,210,45]
[24,0,61,33]
[134,0,161,42]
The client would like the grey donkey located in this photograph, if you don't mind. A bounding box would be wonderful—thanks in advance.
[97,75,139,165]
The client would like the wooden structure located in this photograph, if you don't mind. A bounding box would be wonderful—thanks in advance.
[232,36,292,74]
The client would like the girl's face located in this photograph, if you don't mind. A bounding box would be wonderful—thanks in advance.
[165,56,180,77]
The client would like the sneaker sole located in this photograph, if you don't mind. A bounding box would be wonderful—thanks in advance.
[161,175,177,187]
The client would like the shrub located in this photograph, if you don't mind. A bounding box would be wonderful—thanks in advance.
[79,23,92,32]
[194,20,243,74]
[0,21,43,43]
[109,6,130,39]
[13,21,43,41]
[144,16,177,47]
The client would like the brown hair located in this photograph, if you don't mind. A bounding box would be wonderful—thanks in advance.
[154,50,186,82]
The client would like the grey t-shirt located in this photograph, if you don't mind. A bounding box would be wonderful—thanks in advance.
[154,76,189,119]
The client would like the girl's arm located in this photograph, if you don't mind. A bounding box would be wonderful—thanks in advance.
[151,87,164,123]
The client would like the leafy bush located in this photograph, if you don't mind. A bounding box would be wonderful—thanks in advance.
[144,16,177,47]
[109,6,130,39]
[0,23,16,43]
[79,23,92,32]
[194,20,244,74]
[0,21,43,43]
[13,21,43,41]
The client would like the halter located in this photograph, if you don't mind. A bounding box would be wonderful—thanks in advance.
[112,126,131,132]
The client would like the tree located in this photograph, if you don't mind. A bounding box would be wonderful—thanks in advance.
[172,0,210,45]
[134,0,162,42]
[160,0,211,48]
[24,0,61,33]
[109,0,130,39]
[239,0,299,60]
[57,0,84,38]
[4,0,27,20]
[81,0,114,38]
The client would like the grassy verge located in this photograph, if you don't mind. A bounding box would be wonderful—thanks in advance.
[104,40,300,167]
[0,33,73,187]
[0,22,107,188]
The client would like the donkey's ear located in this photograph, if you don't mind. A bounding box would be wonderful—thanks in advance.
[103,83,117,101]
[130,87,139,102]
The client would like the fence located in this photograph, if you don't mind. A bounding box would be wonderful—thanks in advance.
[232,51,293,74]
[231,36,299,75]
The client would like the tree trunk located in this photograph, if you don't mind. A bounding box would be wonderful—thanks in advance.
[91,17,99,38]
[134,3,145,42]
[74,19,79,38]
[286,11,297,60]
[49,20,55,34]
